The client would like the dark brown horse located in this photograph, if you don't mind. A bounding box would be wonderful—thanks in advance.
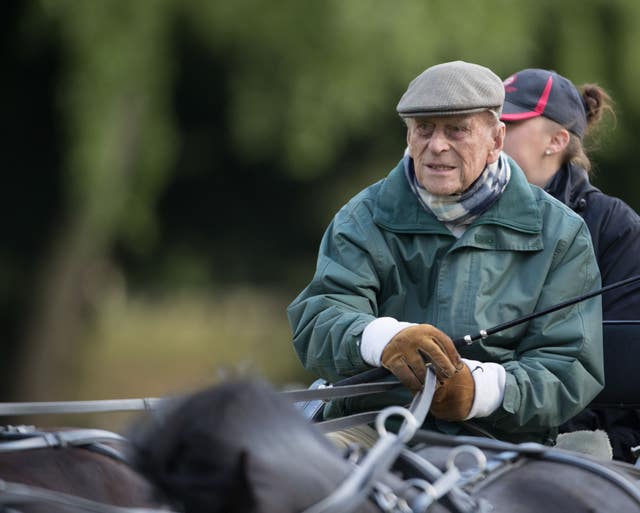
[0,425,162,512]
[0,379,383,513]
[128,378,640,513]
[127,379,384,513]
[2,378,640,513]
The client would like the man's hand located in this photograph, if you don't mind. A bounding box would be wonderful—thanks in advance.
[430,365,475,421]
[380,324,461,391]
[380,324,475,421]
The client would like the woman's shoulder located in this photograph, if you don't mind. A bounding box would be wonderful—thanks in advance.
[583,188,640,232]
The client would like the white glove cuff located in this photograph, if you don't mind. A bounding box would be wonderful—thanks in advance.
[360,317,416,366]
[462,358,506,420]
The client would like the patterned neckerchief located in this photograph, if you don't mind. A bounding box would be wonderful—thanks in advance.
[404,152,511,226]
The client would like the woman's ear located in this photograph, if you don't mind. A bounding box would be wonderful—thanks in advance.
[548,128,570,154]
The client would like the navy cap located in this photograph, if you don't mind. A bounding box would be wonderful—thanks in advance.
[501,69,587,138]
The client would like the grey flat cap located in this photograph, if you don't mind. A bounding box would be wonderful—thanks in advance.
[397,60,504,118]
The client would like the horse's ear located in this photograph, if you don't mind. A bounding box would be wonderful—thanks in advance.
[225,450,258,513]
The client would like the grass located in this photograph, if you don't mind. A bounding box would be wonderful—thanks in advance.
[59,285,315,431]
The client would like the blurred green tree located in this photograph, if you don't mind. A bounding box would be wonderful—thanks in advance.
[3,0,640,401]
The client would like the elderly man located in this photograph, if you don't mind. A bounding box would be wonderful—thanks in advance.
[287,61,604,444]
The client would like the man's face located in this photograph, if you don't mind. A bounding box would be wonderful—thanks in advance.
[406,112,505,196]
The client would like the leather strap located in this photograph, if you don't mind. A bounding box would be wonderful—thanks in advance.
[0,380,401,416]
[0,429,127,452]
[0,398,165,416]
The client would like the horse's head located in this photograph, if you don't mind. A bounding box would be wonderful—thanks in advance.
[129,378,355,513]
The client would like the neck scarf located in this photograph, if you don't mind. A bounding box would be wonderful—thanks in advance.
[404,152,511,226]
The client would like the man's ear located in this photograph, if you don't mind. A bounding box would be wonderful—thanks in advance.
[486,122,505,164]
[406,120,413,147]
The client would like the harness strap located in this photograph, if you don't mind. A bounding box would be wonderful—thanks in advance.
[0,429,127,453]
[0,381,400,416]
[398,449,484,513]
[0,398,165,416]
[283,381,400,402]
[413,431,640,506]
[302,369,437,513]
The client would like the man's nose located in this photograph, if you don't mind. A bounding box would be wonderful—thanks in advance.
[427,127,450,153]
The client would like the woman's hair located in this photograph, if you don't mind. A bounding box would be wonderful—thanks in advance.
[564,83,615,173]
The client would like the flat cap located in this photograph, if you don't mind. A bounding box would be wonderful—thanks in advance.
[397,60,504,118]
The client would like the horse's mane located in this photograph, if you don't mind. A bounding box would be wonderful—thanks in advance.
[128,378,354,513]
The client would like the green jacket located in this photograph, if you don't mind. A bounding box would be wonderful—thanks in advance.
[288,156,603,444]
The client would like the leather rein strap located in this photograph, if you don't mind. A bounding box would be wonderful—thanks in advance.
[0,380,400,416]
[0,398,166,416]
[0,428,127,453]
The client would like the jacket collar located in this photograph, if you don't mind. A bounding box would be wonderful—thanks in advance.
[373,154,542,236]
[544,162,597,213]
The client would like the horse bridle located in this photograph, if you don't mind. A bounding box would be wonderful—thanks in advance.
[300,368,495,513]
[0,426,130,465]
[0,427,170,513]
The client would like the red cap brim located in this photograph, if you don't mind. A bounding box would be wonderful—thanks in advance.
[500,110,542,121]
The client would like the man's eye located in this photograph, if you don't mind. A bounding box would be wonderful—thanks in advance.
[447,125,469,138]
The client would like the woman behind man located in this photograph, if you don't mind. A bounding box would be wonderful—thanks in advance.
[500,68,640,461]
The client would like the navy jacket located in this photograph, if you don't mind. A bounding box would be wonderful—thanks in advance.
[549,163,640,461]
[545,163,640,319]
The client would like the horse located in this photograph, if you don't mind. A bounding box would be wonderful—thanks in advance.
[126,377,640,513]
[0,379,386,513]
[0,425,162,512]
[127,378,386,513]
[2,377,640,513]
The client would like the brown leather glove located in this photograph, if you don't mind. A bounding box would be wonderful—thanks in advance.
[429,364,475,421]
[381,324,462,392]
[380,324,476,421]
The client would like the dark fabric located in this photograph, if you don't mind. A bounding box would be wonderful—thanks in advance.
[549,163,640,462]
[544,163,640,320]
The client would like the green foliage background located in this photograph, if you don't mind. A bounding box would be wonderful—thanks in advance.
[3,0,640,421]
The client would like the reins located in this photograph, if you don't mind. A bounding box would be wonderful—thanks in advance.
[301,369,438,513]
[0,381,401,417]
[0,428,127,453]
[0,398,166,416]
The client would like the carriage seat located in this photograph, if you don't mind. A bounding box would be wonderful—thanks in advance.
[589,320,640,409]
